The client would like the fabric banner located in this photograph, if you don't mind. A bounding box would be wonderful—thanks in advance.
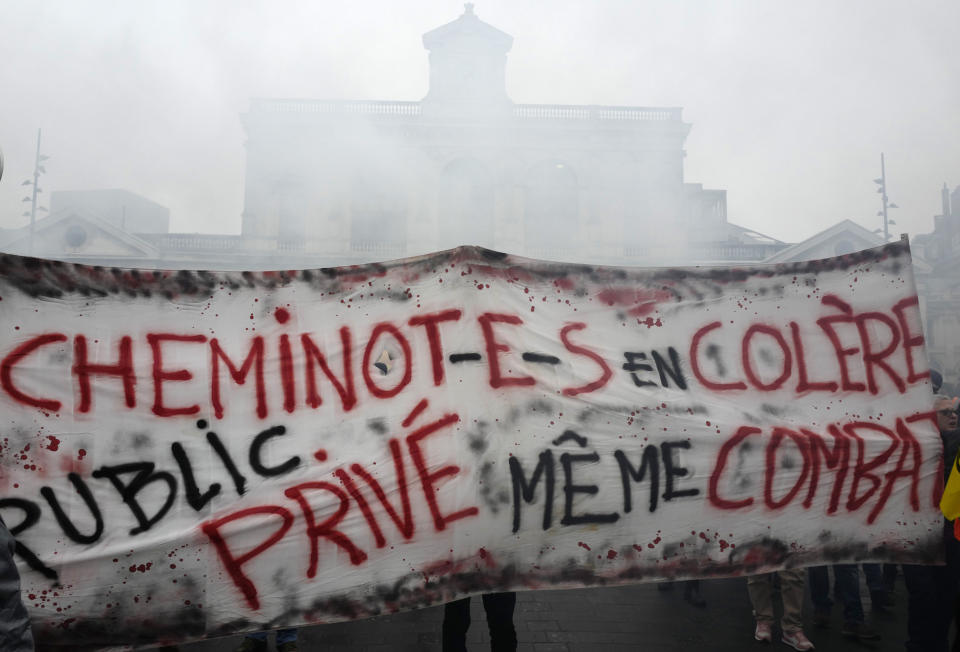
[0,243,942,647]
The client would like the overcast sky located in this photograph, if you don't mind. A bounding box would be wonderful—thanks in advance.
[1,0,957,244]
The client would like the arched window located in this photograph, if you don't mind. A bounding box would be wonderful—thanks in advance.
[523,161,578,251]
[278,204,306,246]
[350,172,406,255]
[271,176,307,245]
[438,158,494,249]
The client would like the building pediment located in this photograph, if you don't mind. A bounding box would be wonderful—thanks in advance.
[0,209,159,262]
[763,219,887,264]
[422,4,513,53]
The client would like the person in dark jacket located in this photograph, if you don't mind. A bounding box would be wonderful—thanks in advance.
[902,394,960,652]
[1,515,34,652]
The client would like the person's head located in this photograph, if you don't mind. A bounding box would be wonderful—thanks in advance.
[934,394,959,432]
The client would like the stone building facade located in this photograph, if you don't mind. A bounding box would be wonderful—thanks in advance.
[912,184,960,383]
[237,5,782,267]
[2,6,787,269]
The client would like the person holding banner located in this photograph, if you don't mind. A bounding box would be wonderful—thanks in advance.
[747,569,814,650]
[0,515,34,652]
[938,392,960,652]
[903,394,960,652]
[861,562,896,614]
[656,578,706,607]
[807,564,879,640]
[942,396,960,524]
[236,627,298,652]
[442,592,517,651]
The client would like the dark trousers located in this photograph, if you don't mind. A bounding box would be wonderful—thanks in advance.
[955,594,960,652]
[442,592,517,652]
[862,562,897,594]
[808,564,865,624]
[903,526,960,652]
[0,518,34,652]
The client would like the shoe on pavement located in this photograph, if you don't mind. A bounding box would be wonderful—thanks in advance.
[754,621,772,642]
[782,629,815,651]
[277,643,299,652]
[841,621,880,640]
[235,638,268,652]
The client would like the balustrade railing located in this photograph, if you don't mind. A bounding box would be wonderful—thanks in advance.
[515,105,681,121]
[146,234,243,251]
[250,99,681,123]
[351,241,406,256]
[250,99,421,117]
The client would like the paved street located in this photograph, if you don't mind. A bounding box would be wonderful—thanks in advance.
[167,574,918,652]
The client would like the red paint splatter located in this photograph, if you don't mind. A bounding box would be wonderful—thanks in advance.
[578,541,591,551]
[313,449,328,462]
[78,449,87,460]
[628,303,659,317]
[606,550,617,559]
[274,307,290,323]
[476,546,497,568]
[597,288,671,307]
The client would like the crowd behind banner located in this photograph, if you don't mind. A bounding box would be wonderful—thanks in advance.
[0,243,951,650]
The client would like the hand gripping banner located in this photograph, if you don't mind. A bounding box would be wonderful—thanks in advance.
[0,243,943,647]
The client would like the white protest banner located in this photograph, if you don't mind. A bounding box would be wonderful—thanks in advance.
[0,243,942,647]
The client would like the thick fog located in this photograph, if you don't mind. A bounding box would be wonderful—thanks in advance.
[0,0,958,250]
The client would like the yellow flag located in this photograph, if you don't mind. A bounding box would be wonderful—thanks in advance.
[940,448,960,520]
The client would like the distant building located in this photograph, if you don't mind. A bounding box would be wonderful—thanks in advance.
[0,205,254,269]
[1,6,786,269]
[763,219,888,264]
[0,189,168,265]
[51,189,169,234]
[238,4,785,267]
[912,183,960,382]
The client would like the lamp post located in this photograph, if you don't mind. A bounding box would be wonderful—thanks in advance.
[873,152,899,241]
[20,128,50,256]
